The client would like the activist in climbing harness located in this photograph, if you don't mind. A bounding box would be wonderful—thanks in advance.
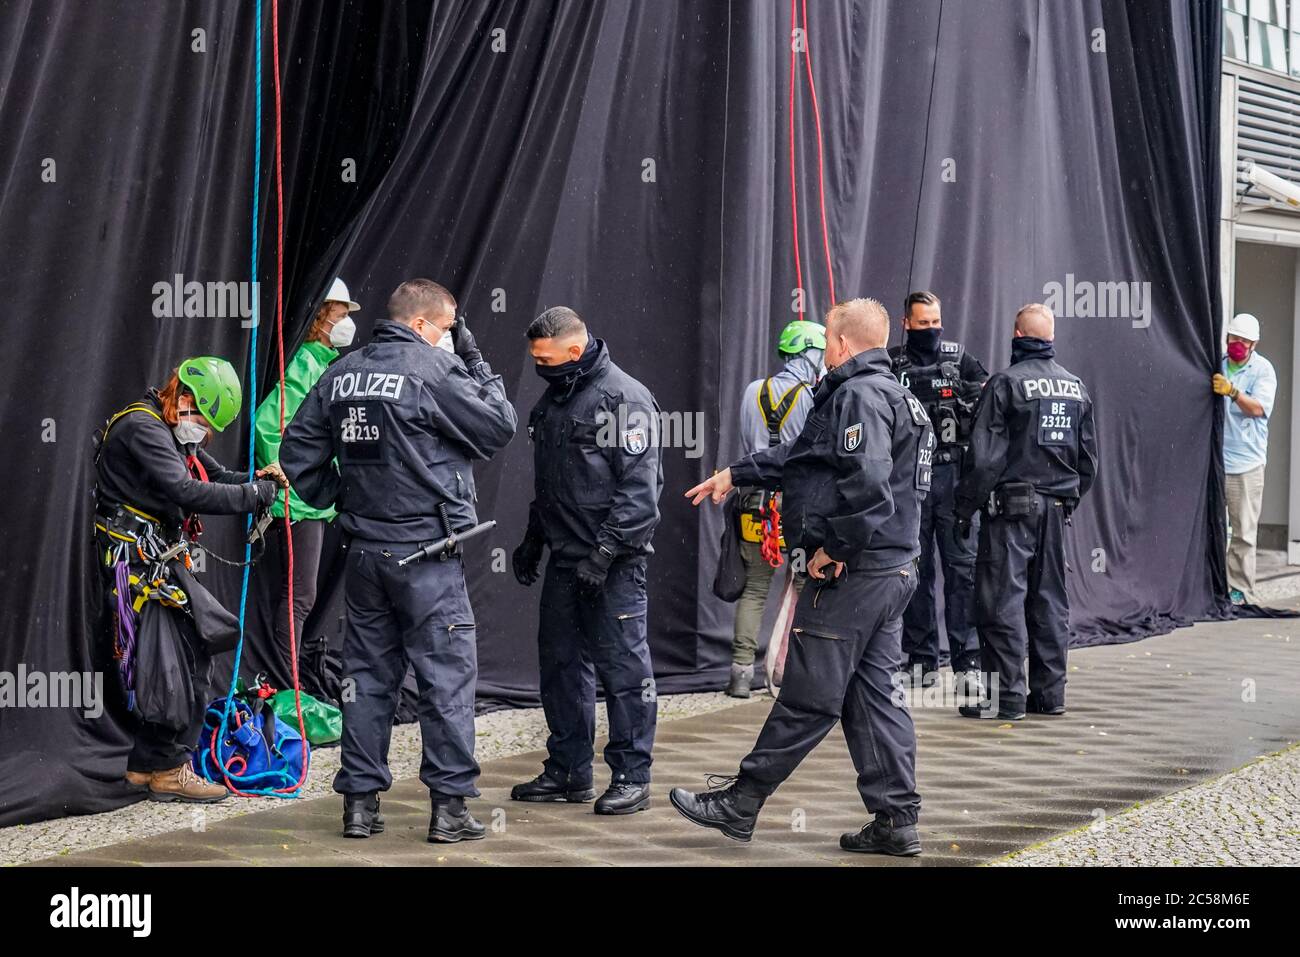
[726,319,823,697]
[91,356,285,803]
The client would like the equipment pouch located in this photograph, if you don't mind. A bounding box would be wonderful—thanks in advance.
[992,482,1037,519]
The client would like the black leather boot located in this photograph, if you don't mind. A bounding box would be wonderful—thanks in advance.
[594,782,651,815]
[840,819,922,857]
[342,792,384,839]
[510,771,596,803]
[428,796,486,843]
[668,777,764,842]
[1026,694,1066,716]
[958,700,1026,720]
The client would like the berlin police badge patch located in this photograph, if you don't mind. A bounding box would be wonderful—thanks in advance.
[843,422,863,452]
[622,426,648,455]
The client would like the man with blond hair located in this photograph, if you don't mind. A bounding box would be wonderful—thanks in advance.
[669,298,934,856]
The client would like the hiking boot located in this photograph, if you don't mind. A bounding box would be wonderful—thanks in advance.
[428,796,486,843]
[840,819,922,857]
[125,770,151,788]
[342,792,385,838]
[668,776,764,842]
[148,762,228,804]
[726,664,754,698]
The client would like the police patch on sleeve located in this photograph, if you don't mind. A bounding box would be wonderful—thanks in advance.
[622,427,647,455]
[904,394,931,427]
[843,422,863,452]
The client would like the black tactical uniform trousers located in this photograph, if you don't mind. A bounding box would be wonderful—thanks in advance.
[538,558,657,787]
[94,544,212,773]
[333,540,480,798]
[738,565,922,826]
[974,494,1070,712]
[903,459,980,672]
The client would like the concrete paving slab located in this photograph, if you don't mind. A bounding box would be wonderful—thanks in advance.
[29,610,1300,867]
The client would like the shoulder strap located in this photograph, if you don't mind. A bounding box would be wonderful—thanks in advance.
[757,378,807,447]
[95,402,164,465]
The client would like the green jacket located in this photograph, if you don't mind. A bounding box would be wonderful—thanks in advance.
[254,339,339,521]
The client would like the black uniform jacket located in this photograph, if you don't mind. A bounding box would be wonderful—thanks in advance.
[281,320,517,542]
[730,347,934,572]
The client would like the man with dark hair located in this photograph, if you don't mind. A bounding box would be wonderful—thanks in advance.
[510,306,664,815]
[955,303,1098,720]
[888,291,988,703]
[281,277,516,844]
[671,298,932,856]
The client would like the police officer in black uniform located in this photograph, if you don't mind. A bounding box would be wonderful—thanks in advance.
[955,303,1097,720]
[280,279,517,842]
[669,298,933,856]
[510,307,664,815]
[888,291,988,697]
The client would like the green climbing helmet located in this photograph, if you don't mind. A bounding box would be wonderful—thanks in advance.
[176,356,243,432]
[778,319,826,356]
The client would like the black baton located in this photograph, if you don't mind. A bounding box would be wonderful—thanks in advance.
[397,520,497,566]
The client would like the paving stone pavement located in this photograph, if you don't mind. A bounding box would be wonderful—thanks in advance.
[23,611,1300,867]
[994,744,1300,866]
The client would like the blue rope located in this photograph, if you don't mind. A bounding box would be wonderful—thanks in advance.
[202,0,302,798]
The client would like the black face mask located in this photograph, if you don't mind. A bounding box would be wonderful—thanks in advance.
[535,358,584,384]
[905,326,943,361]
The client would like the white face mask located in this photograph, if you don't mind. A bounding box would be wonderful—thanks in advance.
[329,315,356,348]
[173,420,207,447]
[435,329,455,354]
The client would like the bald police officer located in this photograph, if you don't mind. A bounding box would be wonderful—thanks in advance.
[281,279,517,842]
[954,303,1098,720]
[670,298,933,856]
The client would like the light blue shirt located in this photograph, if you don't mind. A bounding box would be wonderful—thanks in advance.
[1222,351,1276,474]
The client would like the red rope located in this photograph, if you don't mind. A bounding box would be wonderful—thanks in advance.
[218,0,308,798]
[801,0,836,305]
[787,0,803,309]
[270,0,309,795]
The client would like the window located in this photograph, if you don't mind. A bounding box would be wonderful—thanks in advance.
[1226,0,1300,77]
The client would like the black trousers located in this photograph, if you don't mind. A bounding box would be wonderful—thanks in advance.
[261,518,324,692]
[333,540,479,798]
[537,558,657,786]
[974,495,1071,712]
[97,561,211,773]
[902,461,980,671]
[738,565,921,826]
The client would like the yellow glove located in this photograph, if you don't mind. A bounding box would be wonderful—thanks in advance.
[1212,373,1237,398]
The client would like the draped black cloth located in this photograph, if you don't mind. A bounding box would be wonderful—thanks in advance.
[0,0,1223,826]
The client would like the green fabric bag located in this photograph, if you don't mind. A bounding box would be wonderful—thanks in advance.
[267,689,342,746]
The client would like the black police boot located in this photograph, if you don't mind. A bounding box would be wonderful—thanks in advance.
[958,699,1026,721]
[510,771,596,803]
[1026,694,1066,716]
[427,796,486,843]
[668,777,764,843]
[595,781,651,815]
[840,819,922,857]
[342,792,384,839]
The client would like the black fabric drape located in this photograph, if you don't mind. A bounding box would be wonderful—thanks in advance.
[0,0,1222,826]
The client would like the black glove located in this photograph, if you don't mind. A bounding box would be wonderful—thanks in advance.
[953,515,973,545]
[575,547,615,597]
[253,479,280,508]
[451,314,483,368]
[512,534,544,586]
